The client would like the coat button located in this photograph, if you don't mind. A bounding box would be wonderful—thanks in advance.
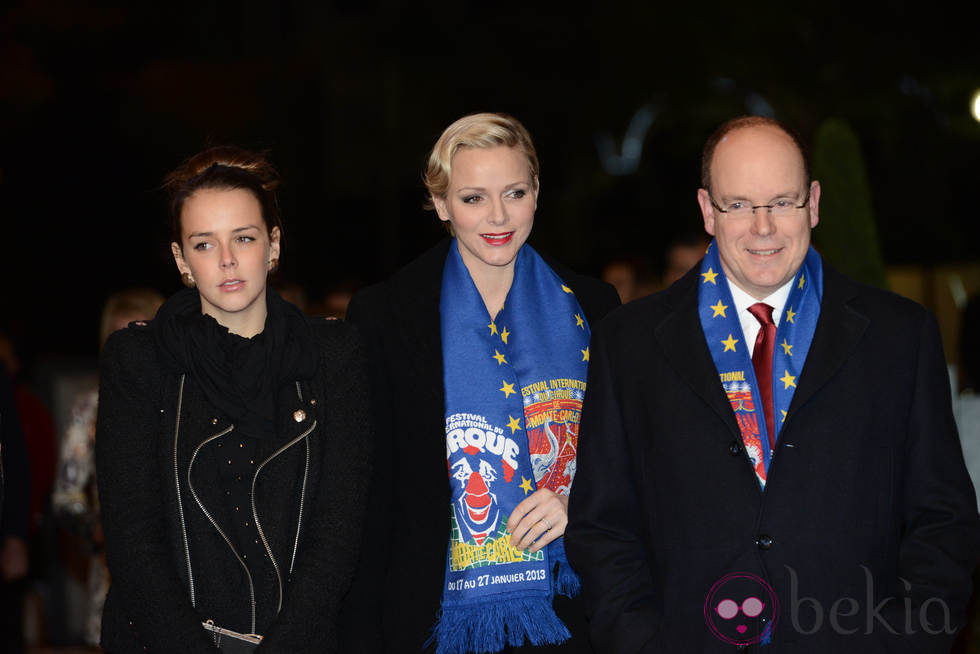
[211,417,219,425]
[309,398,317,406]
[757,534,774,550]
[293,409,306,422]
[728,441,741,456]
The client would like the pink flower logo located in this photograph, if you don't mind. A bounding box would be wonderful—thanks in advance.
[704,572,779,645]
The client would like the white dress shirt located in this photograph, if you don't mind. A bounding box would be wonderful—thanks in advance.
[726,277,796,357]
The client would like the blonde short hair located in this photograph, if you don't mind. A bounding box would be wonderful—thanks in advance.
[423,113,539,210]
[99,288,165,347]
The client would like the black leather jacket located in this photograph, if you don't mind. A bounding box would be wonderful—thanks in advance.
[96,318,372,653]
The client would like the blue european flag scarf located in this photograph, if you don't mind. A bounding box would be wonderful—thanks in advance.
[698,241,823,486]
[432,241,588,654]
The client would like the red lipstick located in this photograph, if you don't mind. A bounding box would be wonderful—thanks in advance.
[480,232,514,246]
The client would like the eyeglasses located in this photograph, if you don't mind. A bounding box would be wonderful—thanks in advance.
[709,188,811,218]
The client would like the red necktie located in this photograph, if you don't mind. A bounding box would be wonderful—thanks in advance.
[748,302,777,452]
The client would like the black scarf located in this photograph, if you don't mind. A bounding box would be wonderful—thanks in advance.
[152,287,317,440]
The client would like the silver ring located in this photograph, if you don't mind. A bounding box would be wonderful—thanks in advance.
[542,518,551,530]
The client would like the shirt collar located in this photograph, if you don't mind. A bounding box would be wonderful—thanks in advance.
[727,275,796,327]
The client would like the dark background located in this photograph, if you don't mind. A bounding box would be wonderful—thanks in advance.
[3,0,979,362]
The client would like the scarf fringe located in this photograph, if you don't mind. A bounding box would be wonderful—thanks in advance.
[429,597,571,654]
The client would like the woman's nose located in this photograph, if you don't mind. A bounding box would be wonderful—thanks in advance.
[487,198,508,225]
[219,244,237,268]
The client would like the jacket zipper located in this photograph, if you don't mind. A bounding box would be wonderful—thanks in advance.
[187,425,258,634]
[289,438,310,575]
[175,378,316,629]
[172,374,196,607]
[251,419,316,615]
[290,381,309,574]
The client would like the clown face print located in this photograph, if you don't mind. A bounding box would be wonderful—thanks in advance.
[445,414,523,546]
[451,456,501,545]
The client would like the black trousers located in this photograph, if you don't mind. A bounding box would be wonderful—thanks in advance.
[0,578,26,654]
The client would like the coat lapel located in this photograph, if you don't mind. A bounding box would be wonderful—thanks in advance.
[381,240,456,514]
[785,265,869,422]
[390,240,449,417]
[654,270,742,442]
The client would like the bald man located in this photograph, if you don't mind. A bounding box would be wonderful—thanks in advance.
[566,117,979,652]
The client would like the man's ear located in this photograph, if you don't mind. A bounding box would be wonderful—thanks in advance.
[807,180,820,229]
[697,188,717,236]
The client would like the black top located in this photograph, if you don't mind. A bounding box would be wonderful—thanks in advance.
[96,315,373,653]
[216,434,265,566]
[340,239,621,653]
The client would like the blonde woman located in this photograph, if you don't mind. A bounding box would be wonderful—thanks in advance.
[344,114,619,653]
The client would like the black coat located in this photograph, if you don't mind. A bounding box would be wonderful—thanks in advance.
[565,263,980,653]
[96,318,373,653]
[341,239,620,653]
[0,363,29,539]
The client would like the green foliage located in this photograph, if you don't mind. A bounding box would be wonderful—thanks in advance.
[811,118,888,288]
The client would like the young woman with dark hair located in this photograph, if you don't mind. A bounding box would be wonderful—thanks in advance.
[96,146,372,652]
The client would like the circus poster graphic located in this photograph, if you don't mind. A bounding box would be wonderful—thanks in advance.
[521,377,584,495]
[445,413,541,572]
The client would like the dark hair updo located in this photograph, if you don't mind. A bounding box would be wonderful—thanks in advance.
[164,145,284,247]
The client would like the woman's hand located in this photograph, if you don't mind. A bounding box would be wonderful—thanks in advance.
[506,488,568,553]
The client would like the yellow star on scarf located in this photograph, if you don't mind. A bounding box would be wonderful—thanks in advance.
[721,333,739,352]
[506,415,521,433]
[492,349,507,365]
[780,370,797,389]
[500,380,516,398]
[574,313,585,328]
[701,268,719,285]
[488,321,498,336]
[710,300,728,318]
[561,284,573,294]
[780,409,788,422]
[519,476,534,495]
[500,327,510,344]
[581,347,590,362]
[798,274,805,290]
[785,306,796,324]
[781,339,792,356]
